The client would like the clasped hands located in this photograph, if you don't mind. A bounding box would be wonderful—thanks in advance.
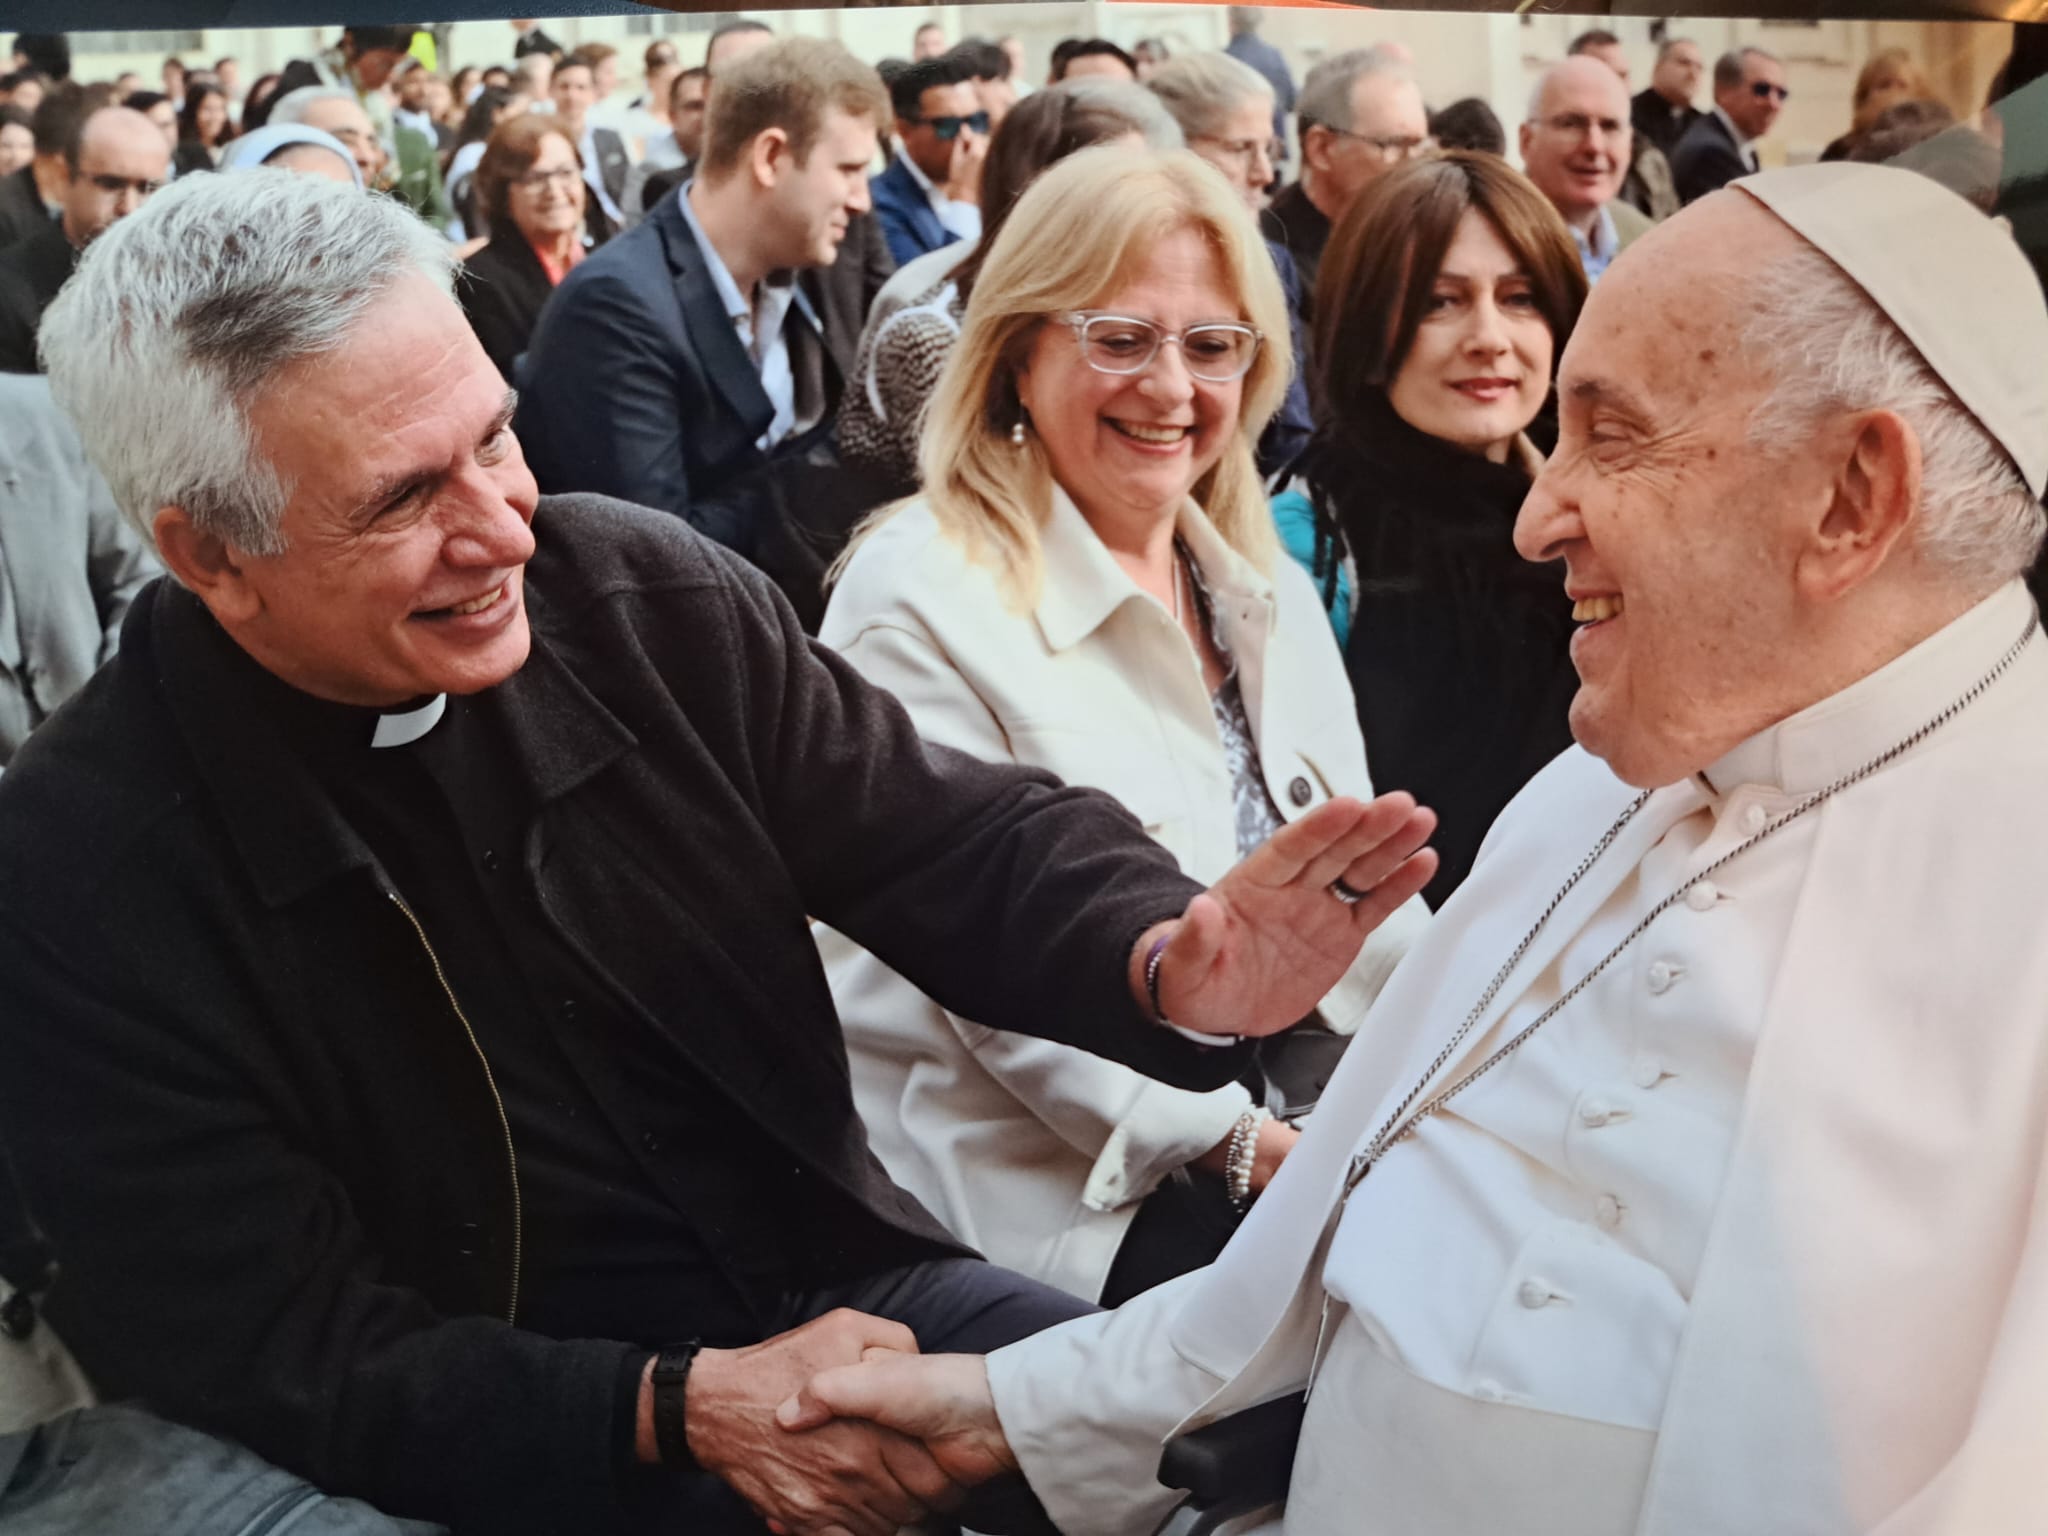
[702,796,1433,1534]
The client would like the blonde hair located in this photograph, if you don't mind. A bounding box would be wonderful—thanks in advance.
[900,146,1288,607]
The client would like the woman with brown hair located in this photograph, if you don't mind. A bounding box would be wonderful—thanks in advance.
[1822,47,1934,161]
[455,115,590,382]
[1273,149,1587,906]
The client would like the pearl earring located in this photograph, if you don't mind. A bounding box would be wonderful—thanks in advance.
[1010,419,1027,447]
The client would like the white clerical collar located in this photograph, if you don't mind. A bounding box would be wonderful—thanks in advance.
[1698,580,2037,798]
[370,693,447,749]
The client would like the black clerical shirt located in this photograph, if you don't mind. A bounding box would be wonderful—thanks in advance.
[239,639,833,1457]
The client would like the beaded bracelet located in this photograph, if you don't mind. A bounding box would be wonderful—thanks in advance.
[1144,932,1174,1024]
[1225,1107,1272,1211]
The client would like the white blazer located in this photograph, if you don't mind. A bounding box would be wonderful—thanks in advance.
[987,582,2048,1536]
[817,488,1429,1302]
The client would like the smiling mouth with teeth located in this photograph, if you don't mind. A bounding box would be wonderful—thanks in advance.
[1572,595,1624,623]
[424,584,505,619]
[1110,421,1190,445]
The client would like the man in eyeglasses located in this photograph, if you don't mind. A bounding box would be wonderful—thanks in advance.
[0,104,166,374]
[1672,46,1787,205]
[1262,47,1428,302]
[870,54,987,268]
[1522,57,1652,284]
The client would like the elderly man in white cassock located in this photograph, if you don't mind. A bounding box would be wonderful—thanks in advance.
[779,159,2048,1535]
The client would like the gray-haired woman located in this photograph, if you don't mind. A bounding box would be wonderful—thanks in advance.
[1148,51,1314,476]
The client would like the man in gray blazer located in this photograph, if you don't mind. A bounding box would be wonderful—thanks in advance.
[0,374,159,764]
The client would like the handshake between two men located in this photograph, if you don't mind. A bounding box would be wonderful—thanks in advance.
[660,794,1438,1536]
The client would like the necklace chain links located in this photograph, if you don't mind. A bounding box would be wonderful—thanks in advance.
[1341,613,2041,1200]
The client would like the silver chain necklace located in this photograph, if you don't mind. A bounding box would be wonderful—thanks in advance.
[1339,613,2040,1201]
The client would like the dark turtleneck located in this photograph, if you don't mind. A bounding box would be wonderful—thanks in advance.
[1299,394,1580,907]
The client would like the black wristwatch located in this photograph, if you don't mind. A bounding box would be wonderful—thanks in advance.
[651,1342,703,1472]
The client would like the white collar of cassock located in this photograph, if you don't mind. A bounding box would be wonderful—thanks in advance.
[370,693,447,749]
[1696,580,2035,799]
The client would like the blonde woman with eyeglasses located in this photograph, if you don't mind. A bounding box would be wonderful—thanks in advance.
[816,146,1430,1307]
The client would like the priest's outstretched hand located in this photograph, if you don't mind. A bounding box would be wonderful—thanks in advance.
[1129,792,1437,1038]
[777,1351,1013,1492]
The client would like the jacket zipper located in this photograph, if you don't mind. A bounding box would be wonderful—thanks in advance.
[388,890,523,1324]
[229,1485,322,1536]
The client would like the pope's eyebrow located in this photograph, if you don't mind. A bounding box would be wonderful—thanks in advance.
[1567,375,1654,423]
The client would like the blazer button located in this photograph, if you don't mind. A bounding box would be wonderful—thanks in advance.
[1288,776,1313,807]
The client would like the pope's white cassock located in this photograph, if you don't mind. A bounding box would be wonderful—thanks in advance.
[980,169,2048,1536]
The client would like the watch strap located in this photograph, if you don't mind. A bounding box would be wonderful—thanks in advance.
[651,1341,702,1472]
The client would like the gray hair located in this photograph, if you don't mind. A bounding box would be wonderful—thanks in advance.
[1146,52,1273,143]
[1056,77,1185,150]
[38,170,454,560]
[1713,46,1778,94]
[1296,46,1410,134]
[1656,36,1698,64]
[267,85,363,128]
[1745,242,2045,586]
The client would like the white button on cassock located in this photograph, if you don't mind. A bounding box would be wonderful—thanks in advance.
[1579,1098,1616,1128]
[1742,804,1769,835]
[1647,961,1676,994]
[1517,1278,1553,1309]
[1633,1059,1664,1089]
[1685,881,1719,912]
[1595,1194,1624,1230]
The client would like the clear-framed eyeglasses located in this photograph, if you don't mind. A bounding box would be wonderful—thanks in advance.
[1322,126,1436,163]
[1057,312,1263,383]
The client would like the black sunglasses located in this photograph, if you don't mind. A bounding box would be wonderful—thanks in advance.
[1749,81,1790,102]
[912,110,990,141]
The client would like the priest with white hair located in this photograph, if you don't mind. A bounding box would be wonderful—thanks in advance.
[779,161,2048,1535]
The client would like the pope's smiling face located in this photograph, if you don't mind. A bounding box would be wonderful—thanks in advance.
[204,275,541,707]
[1513,197,1845,787]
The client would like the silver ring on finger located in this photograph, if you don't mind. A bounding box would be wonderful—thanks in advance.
[1329,877,1371,907]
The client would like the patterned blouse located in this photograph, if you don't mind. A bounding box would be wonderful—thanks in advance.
[1183,540,1284,859]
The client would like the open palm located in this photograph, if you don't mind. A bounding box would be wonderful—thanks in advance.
[1153,793,1437,1038]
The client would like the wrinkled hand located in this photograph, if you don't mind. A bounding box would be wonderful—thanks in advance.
[778,1351,1015,1490]
[686,1310,960,1536]
[1135,794,1436,1038]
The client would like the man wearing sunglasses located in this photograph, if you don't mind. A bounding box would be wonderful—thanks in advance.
[871,54,987,268]
[0,104,166,374]
[1672,45,1788,205]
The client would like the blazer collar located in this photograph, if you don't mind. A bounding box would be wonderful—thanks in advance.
[153,580,636,909]
[1032,484,1274,654]
[654,189,824,443]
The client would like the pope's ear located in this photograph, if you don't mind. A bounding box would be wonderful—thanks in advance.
[153,505,264,624]
[1797,408,1922,605]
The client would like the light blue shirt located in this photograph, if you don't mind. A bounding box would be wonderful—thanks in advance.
[676,180,803,450]
[1571,204,1621,285]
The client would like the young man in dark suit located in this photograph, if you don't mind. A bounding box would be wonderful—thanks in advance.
[548,55,630,242]
[513,39,890,628]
